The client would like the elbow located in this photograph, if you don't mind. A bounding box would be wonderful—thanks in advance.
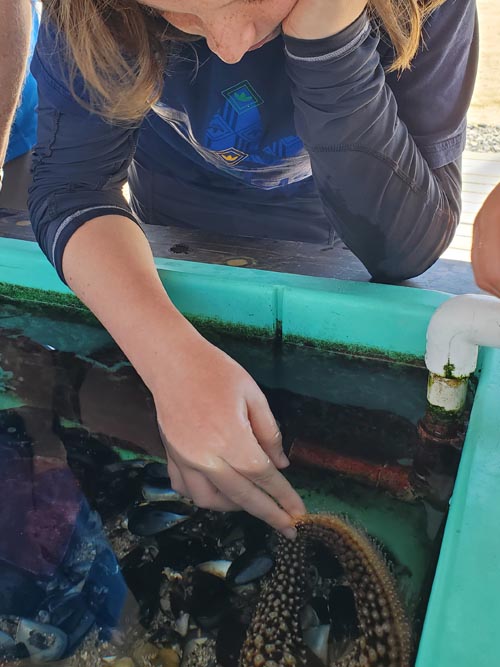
[368,203,461,284]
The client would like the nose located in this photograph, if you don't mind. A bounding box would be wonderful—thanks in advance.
[206,21,258,64]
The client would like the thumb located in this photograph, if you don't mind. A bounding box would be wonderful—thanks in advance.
[246,387,289,469]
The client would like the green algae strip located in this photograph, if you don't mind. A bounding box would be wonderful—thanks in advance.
[0,281,425,366]
[0,281,99,324]
[284,332,425,368]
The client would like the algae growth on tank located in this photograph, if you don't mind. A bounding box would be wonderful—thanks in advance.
[0,294,461,667]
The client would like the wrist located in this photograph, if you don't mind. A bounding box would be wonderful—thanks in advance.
[283,2,368,41]
[135,307,203,396]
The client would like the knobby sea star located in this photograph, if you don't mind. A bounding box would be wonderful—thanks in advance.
[239,513,411,667]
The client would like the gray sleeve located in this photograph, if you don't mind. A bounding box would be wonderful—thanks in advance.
[284,10,473,281]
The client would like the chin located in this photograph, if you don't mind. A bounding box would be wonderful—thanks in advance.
[163,21,202,42]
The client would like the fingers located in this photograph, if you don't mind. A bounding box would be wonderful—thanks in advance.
[209,460,299,538]
[181,467,242,512]
[246,386,289,469]
[166,457,188,497]
[234,452,306,519]
[160,430,190,497]
[168,452,241,512]
[159,423,241,512]
[156,381,305,536]
[167,435,304,528]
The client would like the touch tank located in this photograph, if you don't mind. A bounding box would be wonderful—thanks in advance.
[0,237,499,667]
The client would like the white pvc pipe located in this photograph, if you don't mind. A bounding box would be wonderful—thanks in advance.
[426,373,468,414]
[426,294,500,376]
[425,294,500,412]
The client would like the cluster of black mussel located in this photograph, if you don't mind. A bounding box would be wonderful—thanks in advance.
[0,419,361,667]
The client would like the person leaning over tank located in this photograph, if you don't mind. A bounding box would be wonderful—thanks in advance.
[29,0,478,538]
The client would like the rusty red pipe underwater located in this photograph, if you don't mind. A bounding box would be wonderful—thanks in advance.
[288,437,415,500]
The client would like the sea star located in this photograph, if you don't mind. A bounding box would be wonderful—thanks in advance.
[239,514,411,667]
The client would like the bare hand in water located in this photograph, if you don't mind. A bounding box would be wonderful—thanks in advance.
[153,324,306,539]
[62,217,305,537]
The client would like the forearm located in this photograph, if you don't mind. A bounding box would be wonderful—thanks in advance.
[62,215,197,394]
[284,0,367,40]
[285,14,461,281]
[0,0,31,166]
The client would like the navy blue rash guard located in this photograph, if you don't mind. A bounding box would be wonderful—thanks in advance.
[29,1,477,283]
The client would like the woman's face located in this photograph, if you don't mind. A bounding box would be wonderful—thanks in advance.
[138,0,298,63]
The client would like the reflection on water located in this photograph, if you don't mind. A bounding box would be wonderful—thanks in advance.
[0,410,128,665]
[0,299,450,666]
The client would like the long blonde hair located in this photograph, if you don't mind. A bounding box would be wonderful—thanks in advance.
[41,0,447,122]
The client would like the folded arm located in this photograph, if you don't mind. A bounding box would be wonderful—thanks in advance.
[284,2,477,281]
